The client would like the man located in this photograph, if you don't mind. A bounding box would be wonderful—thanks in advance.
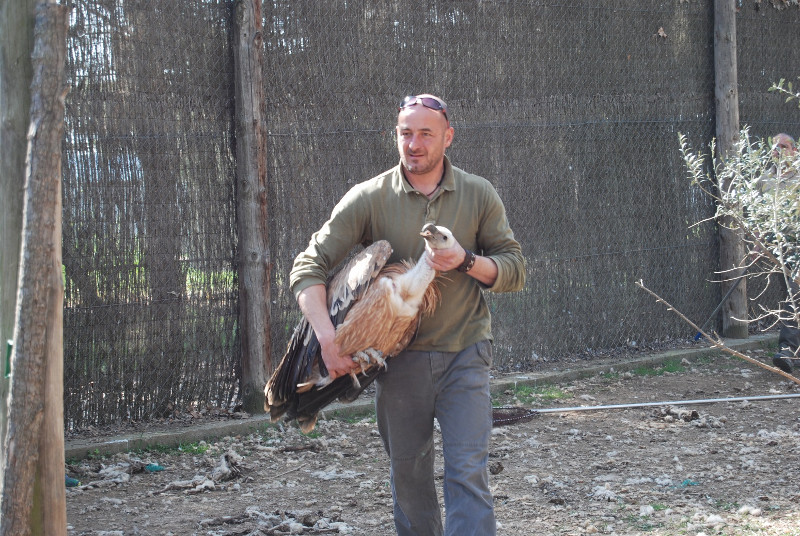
[759,133,800,373]
[772,133,796,157]
[289,94,526,535]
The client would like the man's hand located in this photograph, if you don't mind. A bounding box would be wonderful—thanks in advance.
[425,238,499,286]
[298,284,359,381]
[318,331,358,380]
[425,239,466,272]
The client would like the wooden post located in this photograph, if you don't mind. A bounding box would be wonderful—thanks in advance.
[0,0,37,465]
[233,0,272,413]
[714,0,748,339]
[0,3,69,535]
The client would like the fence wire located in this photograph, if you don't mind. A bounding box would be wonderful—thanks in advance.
[60,0,800,431]
[62,0,239,429]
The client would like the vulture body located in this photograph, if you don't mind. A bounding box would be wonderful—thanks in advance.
[265,224,455,432]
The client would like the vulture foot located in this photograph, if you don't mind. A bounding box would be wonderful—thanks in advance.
[353,348,387,371]
[348,370,362,389]
[347,348,387,389]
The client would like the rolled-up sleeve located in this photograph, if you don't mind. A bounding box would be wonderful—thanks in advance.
[289,187,369,299]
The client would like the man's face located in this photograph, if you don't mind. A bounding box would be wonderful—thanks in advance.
[396,105,453,177]
[772,134,797,160]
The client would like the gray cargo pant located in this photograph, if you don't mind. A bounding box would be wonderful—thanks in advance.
[375,340,495,536]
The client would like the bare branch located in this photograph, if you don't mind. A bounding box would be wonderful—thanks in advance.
[635,280,800,386]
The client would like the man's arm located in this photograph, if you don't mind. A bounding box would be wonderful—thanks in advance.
[461,252,499,286]
[297,284,358,380]
[424,243,498,286]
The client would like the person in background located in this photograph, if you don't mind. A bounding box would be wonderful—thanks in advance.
[289,94,526,535]
[760,133,800,373]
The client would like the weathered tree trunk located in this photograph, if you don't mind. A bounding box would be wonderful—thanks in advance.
[0,0,37,466]
[233,0,271,413]
[714,0,748,339]
[0,4,68,535]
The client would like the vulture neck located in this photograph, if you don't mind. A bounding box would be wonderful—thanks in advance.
[388,248,439,314]
[404,250,437,294]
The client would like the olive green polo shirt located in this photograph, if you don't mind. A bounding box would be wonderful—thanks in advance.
[290,156,526,352]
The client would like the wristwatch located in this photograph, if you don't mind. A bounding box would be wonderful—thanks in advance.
[457,249,476,273]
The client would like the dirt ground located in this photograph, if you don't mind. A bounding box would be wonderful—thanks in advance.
[65,347,800,536]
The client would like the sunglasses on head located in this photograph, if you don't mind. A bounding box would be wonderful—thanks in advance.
[398,95,448,122]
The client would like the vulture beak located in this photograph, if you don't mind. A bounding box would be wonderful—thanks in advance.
[420,223,440,242]
[420,223,454,249]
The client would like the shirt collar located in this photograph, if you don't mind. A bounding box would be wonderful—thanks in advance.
[393,156,456,195]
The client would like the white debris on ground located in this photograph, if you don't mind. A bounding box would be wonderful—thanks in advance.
[311,467,366,481]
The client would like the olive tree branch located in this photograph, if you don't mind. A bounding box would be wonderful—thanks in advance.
[635,279,800,386]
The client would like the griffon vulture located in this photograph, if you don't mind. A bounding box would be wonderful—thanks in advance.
[265,223,456,432]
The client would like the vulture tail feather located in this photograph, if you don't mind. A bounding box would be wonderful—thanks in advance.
[291,366,383,424]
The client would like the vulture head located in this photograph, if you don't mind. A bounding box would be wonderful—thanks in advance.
[420,223,456,251]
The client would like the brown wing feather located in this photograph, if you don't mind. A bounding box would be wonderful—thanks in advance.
[266,244,443,432]
[327,240,393,320]
[334,260,441,358]
[264,240,392,421]
[335,272,408,356]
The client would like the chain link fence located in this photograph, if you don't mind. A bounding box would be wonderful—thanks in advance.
[60,0,800,431]
[62,0,239,429]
